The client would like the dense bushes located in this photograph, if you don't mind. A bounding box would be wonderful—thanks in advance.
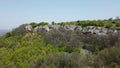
[4,32,12,38]
[77,20,104,27]
[105,23,113,28]
[55,17,120,28]
[94,46,120,68]
[30,22,48,28]
[0,33,84,68]
[81,33,120,53]
[41,28,120,53]
[0,30,120,68]
[116,22,120,27]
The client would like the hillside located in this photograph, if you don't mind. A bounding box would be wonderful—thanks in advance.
[0,18,120,68]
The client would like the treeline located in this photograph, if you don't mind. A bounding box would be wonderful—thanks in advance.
[58,17,120,28]
[28,17,120,28]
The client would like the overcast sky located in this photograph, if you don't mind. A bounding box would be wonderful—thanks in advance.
[0,0,120,29]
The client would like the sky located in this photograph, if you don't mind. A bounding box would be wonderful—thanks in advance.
[0,0,120,29]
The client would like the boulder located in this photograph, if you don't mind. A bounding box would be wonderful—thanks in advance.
[25,25,33,31]
[48,25,60,30]
[82,26,96,34]
[74,26,82,31]
[63,25,76,31]
[34,25,50,33]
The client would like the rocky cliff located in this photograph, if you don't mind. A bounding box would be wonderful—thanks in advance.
[25,24,120,35]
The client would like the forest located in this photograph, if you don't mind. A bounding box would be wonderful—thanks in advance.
[0,17,120,68]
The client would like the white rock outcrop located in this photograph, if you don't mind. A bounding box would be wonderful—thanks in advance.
[25,25,33,31]
[26,25,119,35]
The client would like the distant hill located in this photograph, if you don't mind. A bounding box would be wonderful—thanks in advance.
[0,29,10,35]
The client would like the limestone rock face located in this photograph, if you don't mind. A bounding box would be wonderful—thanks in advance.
[81,26,117,35]
[34,26,50,33]
[25,25,33,31]
[25,24,119,35]
[34,26,39,32]
[74,26,82,31]
[82,26,95,33]
[48,25,60,30]
[63,25,76,31]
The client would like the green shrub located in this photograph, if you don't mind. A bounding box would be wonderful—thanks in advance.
[105,23,113,28]
[37,22,48,26]
[77,21,104,27]
[5,32,12,38]
[30,22,37,28]
[116,22,120,27]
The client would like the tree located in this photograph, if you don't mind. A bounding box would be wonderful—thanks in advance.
[96,47,120,68]
[116,22,120,27]
[60,22,66,26]
[51,21,56,25]
[108,18,113,21]
[30,22,37,28]
[4,32,12,38]
[115,16,120,20]
[105,23,113,28]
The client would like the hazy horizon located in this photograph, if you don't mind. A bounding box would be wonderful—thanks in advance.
[0,0,120,29]
[0,29,10,35]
